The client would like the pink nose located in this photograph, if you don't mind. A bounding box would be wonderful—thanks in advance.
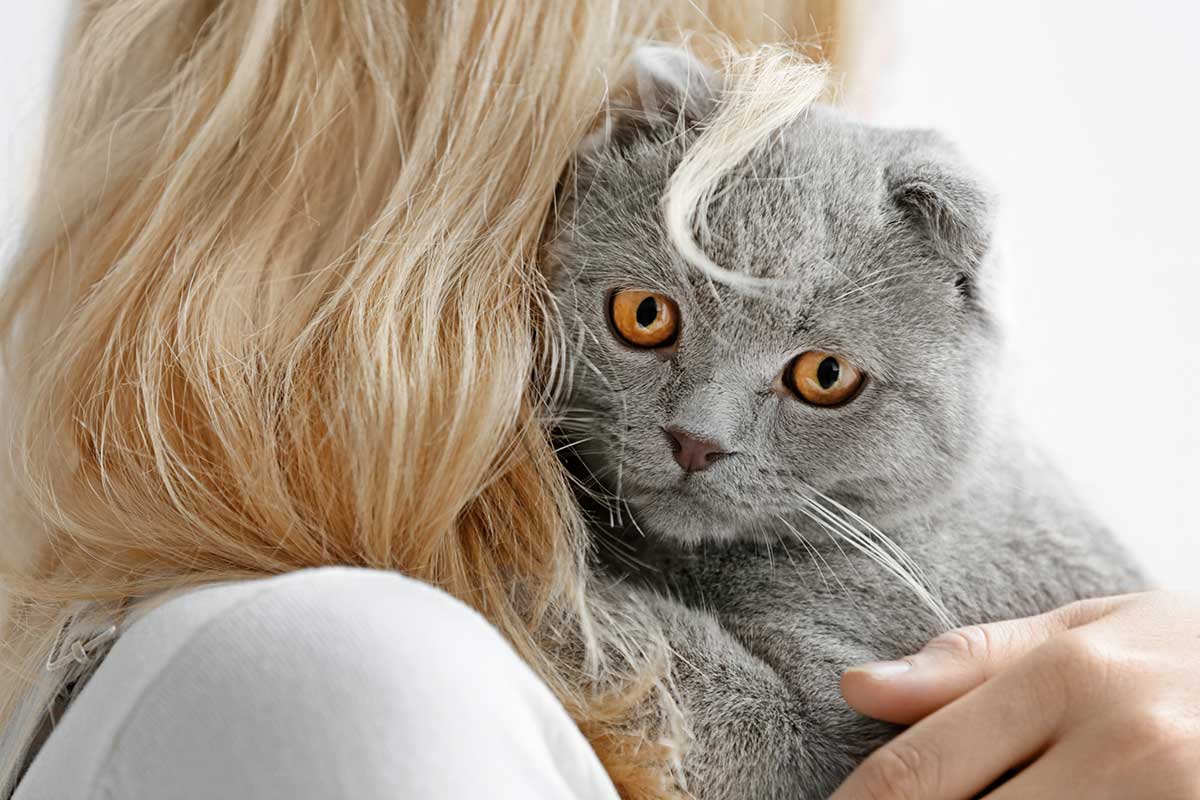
[664,426,731,473]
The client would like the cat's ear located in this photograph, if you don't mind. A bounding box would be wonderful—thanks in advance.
[579,44,719,157]
[886,133,994,301]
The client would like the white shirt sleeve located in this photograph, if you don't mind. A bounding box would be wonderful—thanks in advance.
[15,567,620,800]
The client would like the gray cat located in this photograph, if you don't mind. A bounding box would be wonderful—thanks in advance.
[545,48,1145,799]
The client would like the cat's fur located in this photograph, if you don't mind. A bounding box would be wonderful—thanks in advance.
[546,48,1145,798]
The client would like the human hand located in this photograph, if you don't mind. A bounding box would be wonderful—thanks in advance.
[831,592,1200,799]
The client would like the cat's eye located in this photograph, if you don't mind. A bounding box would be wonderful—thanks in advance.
[609,289,679,348]
[787,351,864,406]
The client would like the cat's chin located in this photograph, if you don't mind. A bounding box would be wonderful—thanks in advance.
[632,500,744,547]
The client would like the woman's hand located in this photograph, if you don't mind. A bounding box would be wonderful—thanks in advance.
[831,591,1200,799]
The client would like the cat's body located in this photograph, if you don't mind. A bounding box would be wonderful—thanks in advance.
[609,438,1141,797]
[546,48,1144,798]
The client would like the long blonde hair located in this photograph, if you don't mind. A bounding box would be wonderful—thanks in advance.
[0,2,847,796]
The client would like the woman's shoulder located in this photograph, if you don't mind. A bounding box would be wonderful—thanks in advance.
[16,568,614,800]
[132,566,494,647]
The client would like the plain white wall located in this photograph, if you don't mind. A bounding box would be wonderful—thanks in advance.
[867,1,1199,588]
[0,4,66,262]
[1,3,1196,587]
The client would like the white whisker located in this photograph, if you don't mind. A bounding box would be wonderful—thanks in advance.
[774,514,843,597]
[780,485,954,630]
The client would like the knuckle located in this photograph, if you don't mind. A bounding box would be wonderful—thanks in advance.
[1028,631,1111,713]
[1055,596,1110,626]
[1159,747,1200,795]
[926,624,993,663]
[1039,629,1109,674]
[857,740,938,800]
[1120,709,1200,790]
[1123,707,1190,751]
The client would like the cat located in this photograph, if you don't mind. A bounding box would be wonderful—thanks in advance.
[544,47,1146,799]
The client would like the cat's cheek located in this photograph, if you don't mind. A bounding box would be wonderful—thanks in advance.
[771,385,884,472]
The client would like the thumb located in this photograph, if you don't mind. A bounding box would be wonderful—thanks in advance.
[840,597,1119,724]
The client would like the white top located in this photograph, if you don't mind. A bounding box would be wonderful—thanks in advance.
[15,567,620,800]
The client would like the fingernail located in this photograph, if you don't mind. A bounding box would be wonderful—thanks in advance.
[846,659,912,680]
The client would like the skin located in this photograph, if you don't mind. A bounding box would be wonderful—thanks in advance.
[833,592,1200,799]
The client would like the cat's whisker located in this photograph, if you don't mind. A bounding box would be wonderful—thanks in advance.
[790,504,882,576]
[622,498,651,540]
[815,519,861,579]
[553,436,597,454]
[794,501,950,627]
[779,534,831,596]
[773,514,842,598]
[759,528,779,573]
[612,446,626,528]
[563,467,618,508]
[594,528,656,574]
[560,443,627,510]
[805,522,860,594]
[612,395,632,528]
[554,322,640,529]
[804,503,917,587]
[806,486,942,600]
[781,488,954,629]
[794,496,919,585]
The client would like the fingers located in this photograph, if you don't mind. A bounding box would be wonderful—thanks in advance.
[830,648,1070,800]
[835,593,1200,800]
[983,722,1200,800]
[841,597,1119,724]
[840,617,1058,724]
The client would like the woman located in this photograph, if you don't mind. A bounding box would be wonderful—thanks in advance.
[0,2,846,797]
[5,3,1197,798]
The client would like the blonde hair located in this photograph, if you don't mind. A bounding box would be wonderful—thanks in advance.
[0,2,847,796]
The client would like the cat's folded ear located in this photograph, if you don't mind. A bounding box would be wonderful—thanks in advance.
[579,44,720,157]
[886,133,995,302]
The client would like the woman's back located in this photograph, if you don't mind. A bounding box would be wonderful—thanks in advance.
[17,568,619,800]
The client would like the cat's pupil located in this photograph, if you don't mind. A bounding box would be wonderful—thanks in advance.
[636,297,658,327]
[817,356,840,389]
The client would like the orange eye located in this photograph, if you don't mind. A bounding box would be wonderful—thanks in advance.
[787,351,864,406]
[609,290,679,348]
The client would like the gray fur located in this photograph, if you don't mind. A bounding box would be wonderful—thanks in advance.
[546,50,1145,798]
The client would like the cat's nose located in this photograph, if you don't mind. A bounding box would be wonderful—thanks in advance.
[663,426,731,473]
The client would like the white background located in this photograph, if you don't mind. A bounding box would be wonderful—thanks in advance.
[2,3,1197,587]
[861,1,1200,589]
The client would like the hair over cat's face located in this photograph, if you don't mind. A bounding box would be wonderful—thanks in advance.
[546,57,999,545]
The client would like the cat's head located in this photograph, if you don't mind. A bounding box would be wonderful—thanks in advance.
[545,46,1000,545]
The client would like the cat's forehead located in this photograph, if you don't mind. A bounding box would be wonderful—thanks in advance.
[704,119,894,285]
[562,107,900,295]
